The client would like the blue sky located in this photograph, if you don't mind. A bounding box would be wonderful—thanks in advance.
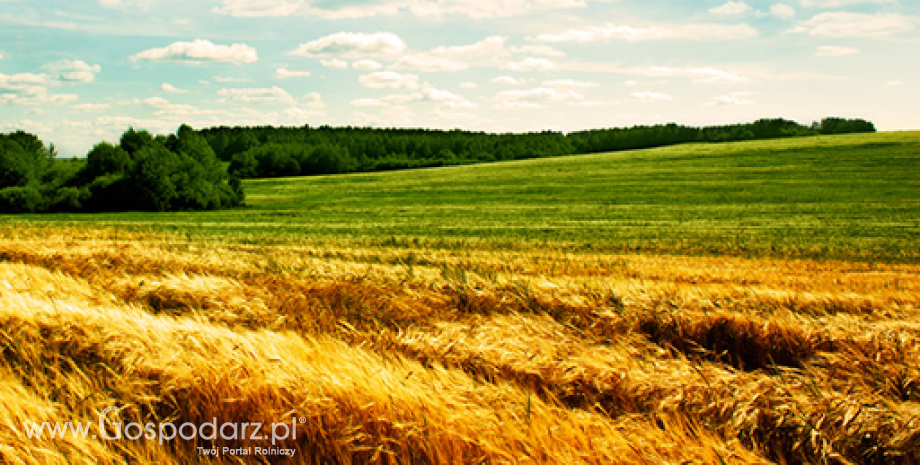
[1,0,917,156]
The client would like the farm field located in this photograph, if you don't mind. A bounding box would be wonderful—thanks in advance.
[1,132,919,463]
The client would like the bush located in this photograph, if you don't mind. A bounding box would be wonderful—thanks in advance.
[0,186,45,213]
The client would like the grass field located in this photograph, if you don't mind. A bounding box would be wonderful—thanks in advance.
[1,132,919,463]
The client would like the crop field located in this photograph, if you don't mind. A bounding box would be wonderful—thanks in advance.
[1,132,919,463]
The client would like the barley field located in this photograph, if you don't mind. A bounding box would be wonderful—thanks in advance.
[2,133,919,463]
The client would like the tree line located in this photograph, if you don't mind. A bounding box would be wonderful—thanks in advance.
[0,117,873,213]
[202,117,874,179]
[0,125,243,213]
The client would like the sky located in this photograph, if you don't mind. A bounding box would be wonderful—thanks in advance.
[0,0,917,157]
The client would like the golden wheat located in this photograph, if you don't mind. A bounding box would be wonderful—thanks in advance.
[1,228,918,463]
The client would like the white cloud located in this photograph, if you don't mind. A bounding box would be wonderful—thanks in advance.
[543,79,599,88]
[136,96,202,116]
[537,22,758,43]
[816,45,859,56]
[98,0,160,8]
[771,4,796,19]
[42,59,101,84]
[351,84,473,110]
[707,91,755,106]
[286,92,327,119]
[792,12,914,38]
[213,0,303,17]
[422,85,475,109]
[492,76,528,85]
[0,51,4,60]
[72,103,112,112]
[710,2,753,15]
[275,67,312,79]
[631,91,673,101]
[131,40,258,64]
[351,93,420,107]
[320,59,349,69]
[213,76,251,83]
[495,87,582,108]
[799,0,897,7]
[392,55,468,72]
[302,91,326,109]
[408,0,587,19]
[358,71,420,90]
[433,36,509,58]
[459,82,478,89]
[504,57,556,71]
[391,36,516,73]
[290,32,405,58]
[887,80,903,86]
[217,86,296,105]
[0,71,78,106]
[213,0,589,20]
[352,59,383,70]
[643,66,749,83]
[161,83,187,93]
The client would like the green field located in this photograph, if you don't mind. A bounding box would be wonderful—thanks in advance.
[4,131,919,262]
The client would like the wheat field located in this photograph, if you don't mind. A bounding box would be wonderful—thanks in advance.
[1,224,918,464]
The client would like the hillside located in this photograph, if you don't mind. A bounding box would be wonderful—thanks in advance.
[10,131,920,262]
[0,131,918,464]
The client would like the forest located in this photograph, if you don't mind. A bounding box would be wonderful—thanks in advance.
[0,117,874,213]
[204,117,874,178]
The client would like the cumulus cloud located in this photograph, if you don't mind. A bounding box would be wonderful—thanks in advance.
[492,76,528,85]
[422,86,475,109]
[136,96,202,116]
[131,40,258,64]
[98,0,161,8]
[275,67,312,79]
[495,87,582,108]
[392,55,467,72]
[285,92,327,119]
[816,45,859,56]
[409,0,587,19]
[352,59,383,70]
[631,91,673,101]
[509,45,566,57]
[290,32,406,58]
[73,103,112,112]
[707,91,755,106]
[0,72,77,106]
[393,36,514,73]
[42,59,101,84]
[213,0,303,17]
[643,66,749,83]
[214,0,589,20]
[543,79,599,88]
[351,93,420,107]
[771,4,796,19]
[161,83,187,93]
[0,61,99,106]
[537,23,758,43]
[791,12,914,37]
[504,57,556,71]
[217,86,296,105]
[432,36,508,58]
[710,1,753,15]
[350,84,473,110]
[320,59,349,69]
[799,0,897,7]
[358,71,420,90]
